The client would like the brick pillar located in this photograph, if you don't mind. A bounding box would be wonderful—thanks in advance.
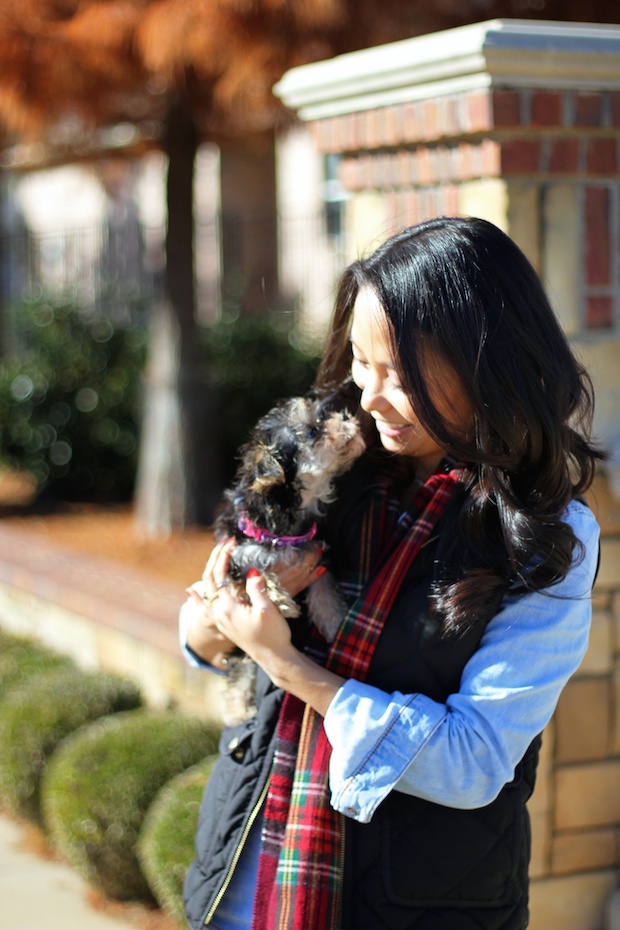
[275,19,620,930]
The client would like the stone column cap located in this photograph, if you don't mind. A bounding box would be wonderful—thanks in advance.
[274,19,620,120]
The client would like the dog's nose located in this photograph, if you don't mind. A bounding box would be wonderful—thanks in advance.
[316,381,360,420]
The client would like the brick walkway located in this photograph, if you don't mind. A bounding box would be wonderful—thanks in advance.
[0,521,184,657]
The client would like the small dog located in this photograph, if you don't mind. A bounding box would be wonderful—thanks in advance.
[212,393,365,724]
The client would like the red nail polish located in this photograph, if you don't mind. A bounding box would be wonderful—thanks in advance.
[247,568,261,579]
[315,566,327,578]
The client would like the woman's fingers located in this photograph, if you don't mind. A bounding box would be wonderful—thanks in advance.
[241,571,293,652]
[212,537,236,585]
[186,585,205,607]
[202,537,235,583]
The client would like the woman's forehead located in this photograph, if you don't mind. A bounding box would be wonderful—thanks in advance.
[351,287,461,383]
[351,287,390,337]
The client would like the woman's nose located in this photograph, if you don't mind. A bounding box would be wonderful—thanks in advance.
[360,373,387,413]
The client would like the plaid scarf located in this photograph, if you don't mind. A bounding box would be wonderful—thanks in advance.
[251,466,462,930]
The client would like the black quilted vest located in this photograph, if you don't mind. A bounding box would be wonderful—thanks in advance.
[338,536,539,930]
[184,466,539,930]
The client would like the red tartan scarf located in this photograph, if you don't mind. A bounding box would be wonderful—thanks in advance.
[251,466,463,930]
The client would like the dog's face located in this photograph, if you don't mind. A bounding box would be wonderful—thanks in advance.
[233,396,365,530]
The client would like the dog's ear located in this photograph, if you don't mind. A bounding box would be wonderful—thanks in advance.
[248,446,286,493]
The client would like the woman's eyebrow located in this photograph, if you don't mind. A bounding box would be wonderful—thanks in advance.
[350,337,397,371]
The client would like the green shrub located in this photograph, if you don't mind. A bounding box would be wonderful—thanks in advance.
[0,629,74,699]
[138,755,218,924]
[42,709,221,902]
[0,667,142,821]
[201,314,320,483]
[0,299,145,502]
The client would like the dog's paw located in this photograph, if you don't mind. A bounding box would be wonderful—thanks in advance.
[263,574,301,619]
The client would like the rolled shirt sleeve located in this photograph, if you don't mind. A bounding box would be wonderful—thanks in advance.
[324,502,600,823]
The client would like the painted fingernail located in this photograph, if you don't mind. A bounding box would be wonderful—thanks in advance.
[247,569,261,579]
[315,566,327,578]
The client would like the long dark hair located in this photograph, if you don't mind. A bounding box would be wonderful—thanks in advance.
[317,216,604,633]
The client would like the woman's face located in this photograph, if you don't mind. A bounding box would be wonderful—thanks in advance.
[350,286,471,479]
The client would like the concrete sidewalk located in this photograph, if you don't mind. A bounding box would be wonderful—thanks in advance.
[0,812,139,930]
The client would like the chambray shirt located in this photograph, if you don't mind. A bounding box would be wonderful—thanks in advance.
[179,500,599,928]
[325,500,599,823]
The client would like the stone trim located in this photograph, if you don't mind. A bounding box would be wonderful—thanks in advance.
[275,20,620,121]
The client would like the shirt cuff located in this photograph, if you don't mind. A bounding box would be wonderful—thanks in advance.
[324,679,444,823]
[178,600,225,675]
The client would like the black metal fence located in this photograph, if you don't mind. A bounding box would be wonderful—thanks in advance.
[0,220,164,327]
[0,206,346,337]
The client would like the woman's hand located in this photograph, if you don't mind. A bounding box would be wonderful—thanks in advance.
[272,544,326,598]
[184,584,236,671]
[203,539,295,663]
[183,539,238,669]
[203,540,345,717]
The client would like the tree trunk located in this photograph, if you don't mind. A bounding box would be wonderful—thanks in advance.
[219,131,279,315]
[134,94,221,536]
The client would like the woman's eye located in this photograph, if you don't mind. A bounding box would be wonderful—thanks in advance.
[351,358,367,381]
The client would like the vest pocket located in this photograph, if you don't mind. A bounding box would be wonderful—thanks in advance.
[380,783,525,909]
[218,719,256,764]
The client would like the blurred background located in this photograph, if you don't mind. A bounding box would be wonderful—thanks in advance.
[2,6,620,930]
[0,0,617,540]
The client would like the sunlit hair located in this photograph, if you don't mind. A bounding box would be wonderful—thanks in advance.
[317,216,604,633]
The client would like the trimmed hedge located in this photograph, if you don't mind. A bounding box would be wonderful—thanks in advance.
[0,629,74,699]
[42,709,221,902]
[0,667,142,822]
[0,630,75,701]
[138,755,218,924]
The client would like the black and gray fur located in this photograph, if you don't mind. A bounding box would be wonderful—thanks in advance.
[213,394,365,723]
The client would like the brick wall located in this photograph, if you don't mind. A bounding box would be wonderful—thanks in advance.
[524,475,620,928]
[308,85,620,338]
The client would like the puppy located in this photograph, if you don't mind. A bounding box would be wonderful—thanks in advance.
[211,393,365,723]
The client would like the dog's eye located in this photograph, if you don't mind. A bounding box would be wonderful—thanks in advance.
[305,425,319,440]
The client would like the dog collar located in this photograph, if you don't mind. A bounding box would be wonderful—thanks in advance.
[237,515,318,548]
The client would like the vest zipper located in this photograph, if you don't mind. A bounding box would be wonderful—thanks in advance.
[203,776,271,925]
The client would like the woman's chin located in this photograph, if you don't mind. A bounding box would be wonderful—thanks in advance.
[379,433,408,455]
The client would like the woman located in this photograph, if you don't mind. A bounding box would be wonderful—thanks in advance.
[180,216,602,930]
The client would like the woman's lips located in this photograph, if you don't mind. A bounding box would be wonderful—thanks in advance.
[374,420,411,438]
